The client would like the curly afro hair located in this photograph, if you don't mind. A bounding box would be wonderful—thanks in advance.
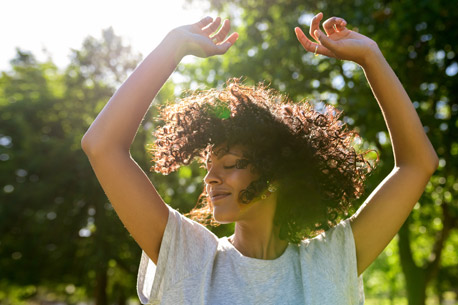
[152,78,376,243]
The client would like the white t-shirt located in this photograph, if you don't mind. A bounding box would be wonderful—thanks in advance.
[137,206,365,305]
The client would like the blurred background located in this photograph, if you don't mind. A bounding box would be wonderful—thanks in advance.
[0,0,457,304]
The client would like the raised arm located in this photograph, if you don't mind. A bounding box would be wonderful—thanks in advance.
[295,13,438,275]
[81,17,238,264]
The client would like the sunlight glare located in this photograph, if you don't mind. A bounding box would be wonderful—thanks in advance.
[1,0,211,70]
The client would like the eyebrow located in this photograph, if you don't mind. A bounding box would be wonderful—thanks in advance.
[207,150,242,161]
[223,151,242,158]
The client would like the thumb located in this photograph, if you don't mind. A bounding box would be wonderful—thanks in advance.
[314,29,336,51]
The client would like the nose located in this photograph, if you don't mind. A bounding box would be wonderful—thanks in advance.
[204,165,222,185]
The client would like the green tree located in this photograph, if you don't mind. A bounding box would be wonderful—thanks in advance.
[0,25,231,303]
[63,28,143,305]
[0,49,96,302]
[0,29,164,304]
[180,0,458,304]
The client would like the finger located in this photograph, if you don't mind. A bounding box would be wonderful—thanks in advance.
[210,19,231,44]
[309,12,323,42]
[202,17,221,36]
[323,17,346,36]
[225,31,239,45]
[215,32,239,55]
[336,18,347,31]
[314,29,339,54]
[195,16,213,29]
[295,27,335,58]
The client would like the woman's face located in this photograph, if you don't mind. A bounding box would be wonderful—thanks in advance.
[204,145,262,223]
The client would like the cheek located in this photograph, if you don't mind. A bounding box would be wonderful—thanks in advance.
[229,170,257,189]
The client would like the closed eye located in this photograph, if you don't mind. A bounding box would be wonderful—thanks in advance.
[223,164,236,169]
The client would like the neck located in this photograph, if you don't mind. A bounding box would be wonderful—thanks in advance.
[231,222,288,260]
[230,195,288,260]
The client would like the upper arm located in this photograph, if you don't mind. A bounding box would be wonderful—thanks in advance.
[84,148,169,264]
[349,165,435,276]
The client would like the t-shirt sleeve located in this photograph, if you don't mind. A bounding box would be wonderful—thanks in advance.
[299,218,365,304]
[137,206,219,304]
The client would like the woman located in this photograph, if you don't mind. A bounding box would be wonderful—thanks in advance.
[81,13,438,304]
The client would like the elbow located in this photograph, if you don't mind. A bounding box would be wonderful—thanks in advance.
[420,151,439,176]
[420,144,440,176]
[398,153,439,177]
[81,133,93,155]
[428,153,440,175]
[81,132,128,158]
[81,132,102,158]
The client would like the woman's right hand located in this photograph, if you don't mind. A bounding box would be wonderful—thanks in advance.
[172,16,239,58]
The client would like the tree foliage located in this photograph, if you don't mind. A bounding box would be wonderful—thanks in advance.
[179,0,458,303]
[1,30,149,304]
[1,0,457,303]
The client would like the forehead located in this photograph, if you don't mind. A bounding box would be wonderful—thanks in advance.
[207,144,245,159]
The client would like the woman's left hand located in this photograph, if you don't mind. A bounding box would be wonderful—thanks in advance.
[172,16,239,58]
[295,12,379,66]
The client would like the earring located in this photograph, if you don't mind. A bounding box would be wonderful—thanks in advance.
[267,184,277,193]
[261,194,267,200]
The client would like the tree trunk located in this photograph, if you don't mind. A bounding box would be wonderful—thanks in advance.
[398,220,428,305]
[117,289,127,305]
[95,264,108,305]
[93,191,109,305]
[404,270,427,305]
[398,207,454,305]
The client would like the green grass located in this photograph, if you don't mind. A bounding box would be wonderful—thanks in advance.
[365,297,457,305]
[365,298,407,305]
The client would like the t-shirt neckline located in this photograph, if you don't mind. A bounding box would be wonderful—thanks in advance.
[220,236,295,267]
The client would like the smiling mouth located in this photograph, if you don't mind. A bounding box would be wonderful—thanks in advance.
[211,194,231,202]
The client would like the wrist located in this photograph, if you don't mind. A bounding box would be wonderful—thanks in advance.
[163,29,188,63]
[359,42,383,69]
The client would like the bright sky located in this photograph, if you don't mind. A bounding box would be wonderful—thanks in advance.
[0,0,211,71]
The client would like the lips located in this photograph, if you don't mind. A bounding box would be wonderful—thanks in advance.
[210,191,231,202]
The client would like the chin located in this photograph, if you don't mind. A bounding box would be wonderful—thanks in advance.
[212,207,238,224]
